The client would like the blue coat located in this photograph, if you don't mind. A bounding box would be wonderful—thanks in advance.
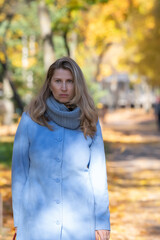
[12,112,110,240]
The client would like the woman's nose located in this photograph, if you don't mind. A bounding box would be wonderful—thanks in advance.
[61,82,67,90]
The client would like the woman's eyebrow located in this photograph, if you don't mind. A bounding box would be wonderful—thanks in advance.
[53,77,74,80]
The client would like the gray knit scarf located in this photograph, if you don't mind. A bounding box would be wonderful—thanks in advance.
[46,95,81,129]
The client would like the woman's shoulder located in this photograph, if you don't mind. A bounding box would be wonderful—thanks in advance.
[96,118,101,132]
[93,118,103,140]
[19,111,37,129]
[20,111,32,123]
[17,111,42,139]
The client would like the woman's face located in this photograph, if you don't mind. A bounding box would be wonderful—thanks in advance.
[50,68,75,104]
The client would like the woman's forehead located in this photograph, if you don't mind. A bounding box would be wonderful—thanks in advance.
[52,68,73,78]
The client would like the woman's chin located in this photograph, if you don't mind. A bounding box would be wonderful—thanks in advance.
[56,98,70,104]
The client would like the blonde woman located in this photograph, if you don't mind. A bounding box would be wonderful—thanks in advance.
[12,57,110,240]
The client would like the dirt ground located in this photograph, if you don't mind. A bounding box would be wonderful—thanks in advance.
[0,108,160,240]
[101,108,160,240]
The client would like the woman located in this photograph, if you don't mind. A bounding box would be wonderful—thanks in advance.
[12,57,110,240]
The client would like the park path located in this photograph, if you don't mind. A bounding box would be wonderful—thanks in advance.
[101,108,160,240]
[0,108,160,240]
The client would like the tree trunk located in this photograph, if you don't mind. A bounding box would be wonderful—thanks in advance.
[63,31,70,57]
[94,42,113,82]
[6,71,24,111]
[70,32,77,60]
[0,11,24,121]
[38,0,55,71]
[2,71,24,124]
[1,61,24,111]
[0,60,24,124]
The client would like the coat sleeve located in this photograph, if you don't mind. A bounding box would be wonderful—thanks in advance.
[11,112,30,227]
[88,119,110,231]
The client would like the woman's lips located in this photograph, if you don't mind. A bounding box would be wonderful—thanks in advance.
[59,94,68,97]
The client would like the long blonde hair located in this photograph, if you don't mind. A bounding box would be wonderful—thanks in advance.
[25,57,98,138]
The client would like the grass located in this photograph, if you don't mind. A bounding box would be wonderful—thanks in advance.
[0,141,13,168]
[104,141,112,155]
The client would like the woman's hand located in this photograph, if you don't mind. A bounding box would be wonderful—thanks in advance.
[95,230,110,240]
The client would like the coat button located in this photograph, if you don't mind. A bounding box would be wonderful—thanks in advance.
[57,137,62,142]
[56,220,60,225]
[56,200,60,204]
[56,158,61,162]
[55,178,60,183]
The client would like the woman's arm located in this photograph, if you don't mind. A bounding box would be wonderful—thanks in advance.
[11,112,30,227]
[88,119,110,231]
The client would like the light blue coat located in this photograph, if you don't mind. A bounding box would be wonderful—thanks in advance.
[12,112,110,240]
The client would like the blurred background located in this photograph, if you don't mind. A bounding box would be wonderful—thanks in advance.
[0,0,160,239]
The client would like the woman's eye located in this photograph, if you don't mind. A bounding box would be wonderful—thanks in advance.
[68,79,73,83]
[55,79,61,83]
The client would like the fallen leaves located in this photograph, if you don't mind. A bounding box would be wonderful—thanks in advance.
[1,108,160,239]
